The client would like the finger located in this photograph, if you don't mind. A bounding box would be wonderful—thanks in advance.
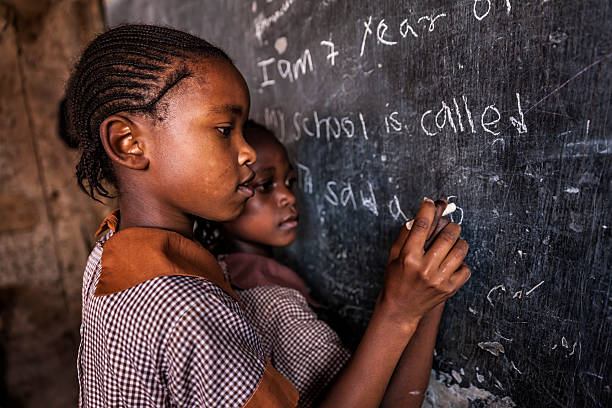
[427,199,448,241]
[425,215,451,250]
[400,199,436,257]
[424,222,461,266]
[447,263,471,293]
[437,239,469,280]
[387,225,410,264]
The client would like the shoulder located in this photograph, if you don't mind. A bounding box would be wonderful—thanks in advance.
[155,274,240,311]
[158,277,273,406]
[134,275,252,339]
[237,287,350,406]
[238,286,348,349]
[238,285,317,327]
[97,274,254,348]
[119,275,259,348]
[240,285,310,308]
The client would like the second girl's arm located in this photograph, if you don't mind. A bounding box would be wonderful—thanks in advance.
[379,302,445,407]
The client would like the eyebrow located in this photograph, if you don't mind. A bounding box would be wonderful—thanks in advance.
[209,104,243,115]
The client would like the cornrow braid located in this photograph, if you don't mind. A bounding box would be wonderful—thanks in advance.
[64,24,232,201]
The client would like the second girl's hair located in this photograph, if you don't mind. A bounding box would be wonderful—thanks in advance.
[64,24,232,200]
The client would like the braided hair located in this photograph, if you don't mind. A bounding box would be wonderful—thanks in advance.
[64,24,232,201]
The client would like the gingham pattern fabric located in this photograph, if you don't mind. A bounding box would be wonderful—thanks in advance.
[78,230,267,408]
[236,286,351,408]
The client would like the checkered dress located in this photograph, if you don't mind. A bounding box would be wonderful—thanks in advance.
[234,285,351,407]
[78,231,268,407]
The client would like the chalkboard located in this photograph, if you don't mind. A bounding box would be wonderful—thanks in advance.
[105,1,611,406]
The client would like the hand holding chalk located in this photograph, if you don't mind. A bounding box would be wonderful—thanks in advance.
[382,198,470,325]
[405,202,456,230]
[406,200,456,249]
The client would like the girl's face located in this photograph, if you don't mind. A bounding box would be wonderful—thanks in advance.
[222,131,299,248]
[145,59,257,223]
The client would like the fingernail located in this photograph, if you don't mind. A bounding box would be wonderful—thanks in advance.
[424,198,434,204]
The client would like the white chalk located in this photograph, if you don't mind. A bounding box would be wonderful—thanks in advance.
[405,203,456,230]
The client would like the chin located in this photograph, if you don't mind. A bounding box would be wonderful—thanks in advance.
[228,202,248,220]
[273,234,297,247]
[209,207,243,224]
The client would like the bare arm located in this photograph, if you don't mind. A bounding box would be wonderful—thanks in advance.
[316,297,420,407]
[316,199,470,408]
[380,302,445,407]
[380,199,456,407]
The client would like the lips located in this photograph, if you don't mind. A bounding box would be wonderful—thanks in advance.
[279,215,299,230]
[237,171,255,198]
[237,184,254,197]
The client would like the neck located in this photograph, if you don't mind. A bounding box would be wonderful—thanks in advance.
[228,238,272,257]
[117,192,195,239]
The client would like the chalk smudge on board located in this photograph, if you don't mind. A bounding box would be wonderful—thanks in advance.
[274,36,288,54]
[511,361,523,374]
[523,51,612,116]
[478,341,505,356]
[452,369,463,383]
[525,280,544,296]
[564,186,580,193]
[426,370,516,407]
[254,0,295,42]
[487,284,506,306]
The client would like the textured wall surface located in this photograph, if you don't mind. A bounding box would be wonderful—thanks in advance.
[0,1,106,406]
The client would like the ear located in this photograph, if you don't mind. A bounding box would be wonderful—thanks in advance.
[99,114,149,170]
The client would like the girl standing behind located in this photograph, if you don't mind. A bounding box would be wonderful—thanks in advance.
[208,121,458,407]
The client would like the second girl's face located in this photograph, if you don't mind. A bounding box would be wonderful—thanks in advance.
[222,131,299,247]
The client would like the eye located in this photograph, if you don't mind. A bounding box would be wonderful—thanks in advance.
[286,176,297,189]
[216,126,233,137]
[255,179,275,193]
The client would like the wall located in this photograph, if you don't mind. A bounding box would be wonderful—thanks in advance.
[0,1,106,406]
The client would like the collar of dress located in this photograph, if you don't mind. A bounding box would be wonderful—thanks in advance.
[94,210,239,303]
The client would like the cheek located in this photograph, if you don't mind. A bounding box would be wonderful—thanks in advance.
[224,212,266,241]
[193,161,242,221]
[238,197,274,230]
[201,160,235,193]
[236,197,277,230]
[241,195,270,217]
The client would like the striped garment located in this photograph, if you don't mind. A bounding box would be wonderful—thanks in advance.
[237,286,351,408]
[220,253,351,407]
[78,219,297,407]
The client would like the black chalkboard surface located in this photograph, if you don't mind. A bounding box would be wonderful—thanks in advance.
[106,1,611,406]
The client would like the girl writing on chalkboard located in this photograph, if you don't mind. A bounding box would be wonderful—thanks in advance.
[70,24,470,407]
[204,121,464,407]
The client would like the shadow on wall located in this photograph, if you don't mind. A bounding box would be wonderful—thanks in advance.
[0,285,79,407]
[0,1,109,407]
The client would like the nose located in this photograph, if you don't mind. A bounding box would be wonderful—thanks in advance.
[237,132,257,166]
[278,184,296,208]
